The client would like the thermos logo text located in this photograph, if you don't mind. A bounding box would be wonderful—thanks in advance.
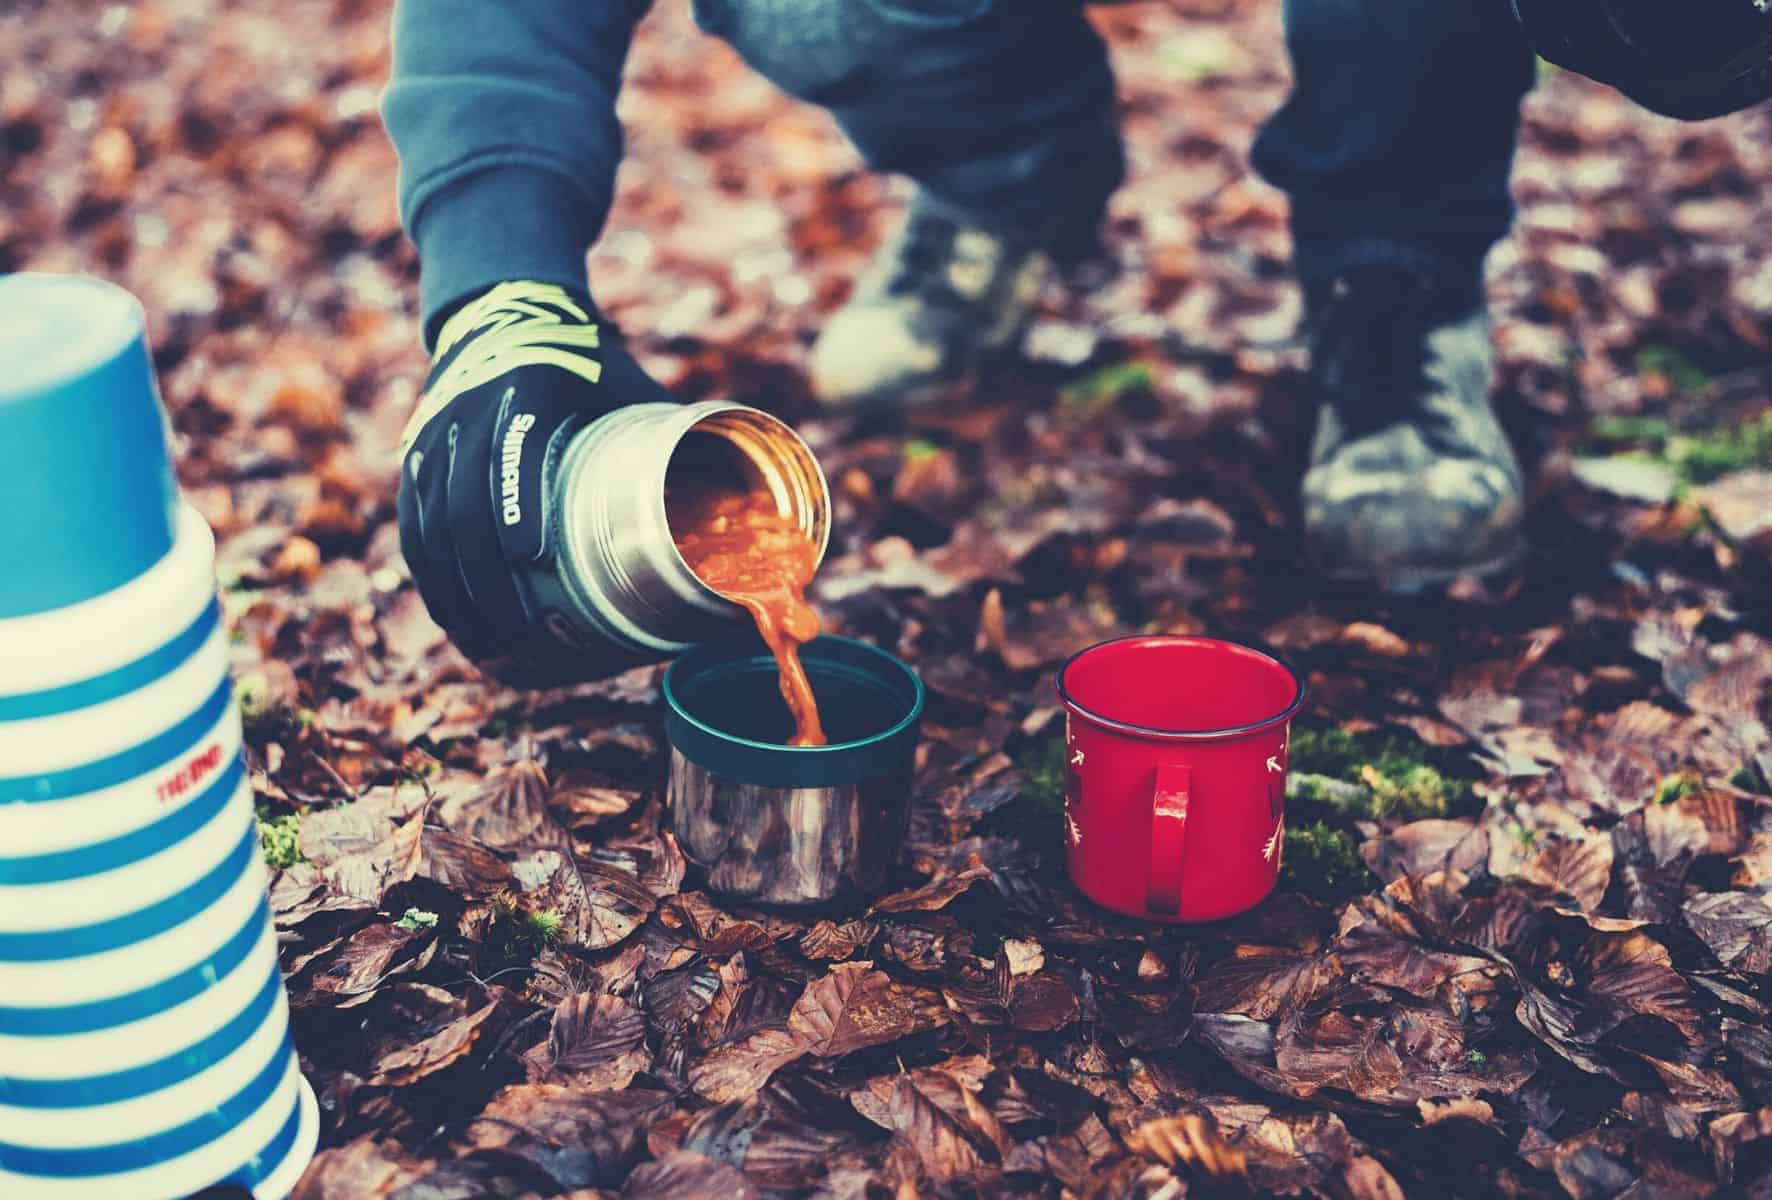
[500,413,537,525]
[157,740,224,804]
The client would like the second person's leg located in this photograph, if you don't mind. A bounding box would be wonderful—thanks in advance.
[1254,0,1535,295]
[1255,0,1538,591]
[697,0,1124,407]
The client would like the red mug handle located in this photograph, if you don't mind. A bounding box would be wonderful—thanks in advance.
[1146,763,1190,915]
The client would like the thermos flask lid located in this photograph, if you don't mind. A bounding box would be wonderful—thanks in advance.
[0,273,180,618]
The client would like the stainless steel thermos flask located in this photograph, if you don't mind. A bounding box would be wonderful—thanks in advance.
[497,399,831,684]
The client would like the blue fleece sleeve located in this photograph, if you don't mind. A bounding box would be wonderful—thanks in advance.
[381,0,649,344]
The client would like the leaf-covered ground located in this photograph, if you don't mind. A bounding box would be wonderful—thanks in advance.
[7,1,1772,1196]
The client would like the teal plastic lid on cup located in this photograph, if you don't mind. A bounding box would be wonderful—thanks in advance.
[0,274,179,618]
[663,635,925,788]
[664,635,926,906]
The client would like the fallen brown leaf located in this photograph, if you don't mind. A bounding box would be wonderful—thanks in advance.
[1127,1112,1247,1178]
[788,962,949,1058]
[524,992,651,1092]
[622,1150,760,1199]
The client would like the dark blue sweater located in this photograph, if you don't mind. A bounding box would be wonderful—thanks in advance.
[381,0,650,343]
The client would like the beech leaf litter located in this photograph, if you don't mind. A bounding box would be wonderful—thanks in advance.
[9,0,1772,1194]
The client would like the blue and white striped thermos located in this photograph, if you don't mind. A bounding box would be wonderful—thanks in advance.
[0,275,318,1198]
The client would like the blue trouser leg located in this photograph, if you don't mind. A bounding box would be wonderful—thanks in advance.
[703,0,1532,288]
[1251,0,1538,294]
[694,0,1123,241]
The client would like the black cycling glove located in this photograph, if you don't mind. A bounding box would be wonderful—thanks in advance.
[396,281,676,678]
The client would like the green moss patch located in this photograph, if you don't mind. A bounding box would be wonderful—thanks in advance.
[256,804,304,869]
[1588,406,1772,487]
[395,908,439,932]
[1017,733,1070,819]
[1280,821,1373,902]
[1060,360,1155,422]
[481,890,566,971]
[1288,725,1474,822]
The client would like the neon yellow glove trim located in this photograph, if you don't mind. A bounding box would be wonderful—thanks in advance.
[401,281,604,457]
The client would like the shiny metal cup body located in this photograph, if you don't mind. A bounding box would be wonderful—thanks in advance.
[669,749,912,905]
[663,636,926,907]
[516,400,830,680]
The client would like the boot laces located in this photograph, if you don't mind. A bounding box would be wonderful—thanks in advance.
[1311,267,1445,442]
[884,203,1011,311]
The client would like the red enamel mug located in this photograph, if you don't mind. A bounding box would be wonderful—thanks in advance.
[1056,636,1305,922]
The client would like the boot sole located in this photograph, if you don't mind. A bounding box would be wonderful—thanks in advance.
[1316,540,1528,597]
[819,375,956,420]
[815,312,1036,419]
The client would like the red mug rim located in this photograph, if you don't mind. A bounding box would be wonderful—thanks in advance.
[1055,634,1307,742]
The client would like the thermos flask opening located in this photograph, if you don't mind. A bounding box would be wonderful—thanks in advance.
[553,400,830,660]
[661,404,832,592]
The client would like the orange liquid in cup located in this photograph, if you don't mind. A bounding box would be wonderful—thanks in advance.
[670,474,826,748]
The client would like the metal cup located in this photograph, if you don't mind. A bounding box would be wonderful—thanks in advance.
[663,636,925,906]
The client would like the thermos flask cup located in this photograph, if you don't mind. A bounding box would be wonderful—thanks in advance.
[0,274,318,1199]
[663,636,925,906]
[1057,635,1305,923]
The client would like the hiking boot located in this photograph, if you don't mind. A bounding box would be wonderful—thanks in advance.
[809,192,1061,411]
[1301,265,1526,593]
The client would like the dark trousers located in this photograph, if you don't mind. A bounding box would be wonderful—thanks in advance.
[693,0,1539,290]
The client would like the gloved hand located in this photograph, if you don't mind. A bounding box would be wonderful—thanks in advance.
[396,280,676,676]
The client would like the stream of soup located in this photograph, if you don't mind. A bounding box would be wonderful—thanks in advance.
[669,446,826,747]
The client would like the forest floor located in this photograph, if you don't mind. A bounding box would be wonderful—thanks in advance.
[5,0,1772,1195]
